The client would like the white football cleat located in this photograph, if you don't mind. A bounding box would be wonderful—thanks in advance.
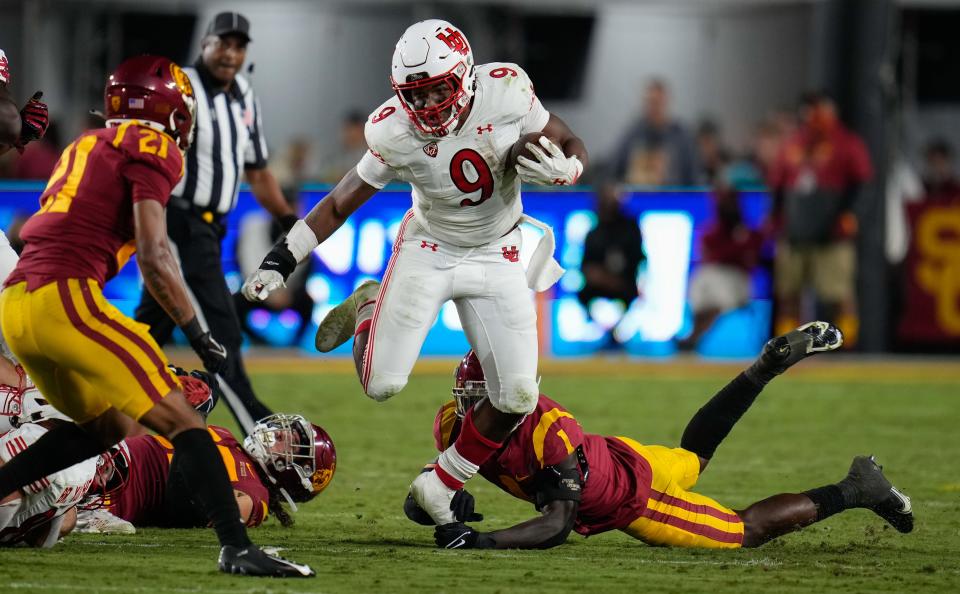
[409,470,456,526]
[314,280,380,353]
[74,508,136,534]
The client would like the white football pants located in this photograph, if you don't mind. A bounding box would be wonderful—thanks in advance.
[361,211,539,415]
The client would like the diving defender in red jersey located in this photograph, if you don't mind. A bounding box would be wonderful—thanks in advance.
[0,55,311,577]
[407,323,914,550]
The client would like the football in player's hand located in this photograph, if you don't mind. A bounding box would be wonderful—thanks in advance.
[505,132,558,169]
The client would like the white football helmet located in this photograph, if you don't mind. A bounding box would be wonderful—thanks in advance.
[390,19,476,137]
[0,367,69,431]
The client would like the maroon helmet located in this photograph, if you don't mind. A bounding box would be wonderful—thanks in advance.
[452,350,487,418]
[244,414,336,505]
[104,55,196,150]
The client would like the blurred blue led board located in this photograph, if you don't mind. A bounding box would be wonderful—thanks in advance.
[1,183,770,357]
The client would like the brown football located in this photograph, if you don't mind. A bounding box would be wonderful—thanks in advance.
[505,132,558,170]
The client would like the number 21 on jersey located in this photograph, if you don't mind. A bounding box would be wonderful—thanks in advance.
[38,124,169,214]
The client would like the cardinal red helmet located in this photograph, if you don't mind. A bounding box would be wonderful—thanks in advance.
[104,55,196,150]
[452,350,487,418]
[244,414,336,505]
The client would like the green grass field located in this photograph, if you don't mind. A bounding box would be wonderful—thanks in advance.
[4,357,959,593]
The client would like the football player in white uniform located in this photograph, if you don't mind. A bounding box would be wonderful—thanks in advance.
[242,19,588,525]
[0,421,97,547]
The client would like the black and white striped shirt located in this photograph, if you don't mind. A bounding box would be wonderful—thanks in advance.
[171,61,269,215]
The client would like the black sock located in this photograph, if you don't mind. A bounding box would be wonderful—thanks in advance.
[803,484,849,521]
[0,422,106,498]
[680,372,763,460]
[170,428,252,549]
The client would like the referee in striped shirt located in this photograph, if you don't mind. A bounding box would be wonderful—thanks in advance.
[136,12,296,432]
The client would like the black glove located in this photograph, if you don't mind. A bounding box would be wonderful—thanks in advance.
[404,488,483,526]
[434,522,495,550]
[181,317,227,373]
[451,489,483,523]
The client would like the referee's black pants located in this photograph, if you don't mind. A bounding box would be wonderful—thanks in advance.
[135,206,272,431]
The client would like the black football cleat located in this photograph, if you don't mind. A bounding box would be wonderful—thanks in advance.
[842,455,914,534]
[747,321,843,385]
[218,545,315,577]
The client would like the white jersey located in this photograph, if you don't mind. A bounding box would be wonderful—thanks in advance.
[0,423,97,546]
[356,62,550,247]
[1,229,19,366]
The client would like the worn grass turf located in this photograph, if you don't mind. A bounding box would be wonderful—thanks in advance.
[3,359,959,593]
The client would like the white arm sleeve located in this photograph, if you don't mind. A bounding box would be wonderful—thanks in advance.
[520,96,550,135]
[355,150,395,189]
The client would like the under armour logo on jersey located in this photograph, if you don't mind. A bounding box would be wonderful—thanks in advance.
[436,27,470,56]
[421,240,439,252]
[502,246,520,262]
[423,142,438,158]
[476,124,493,135]
[552,178,568,186]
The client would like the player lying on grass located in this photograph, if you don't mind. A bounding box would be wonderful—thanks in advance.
[2,354,335,543]
[0,393,95,547]
[405,322,914,549]
[79,410,335,534]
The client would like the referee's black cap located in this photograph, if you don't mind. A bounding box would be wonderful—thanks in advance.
[206,11,252,43]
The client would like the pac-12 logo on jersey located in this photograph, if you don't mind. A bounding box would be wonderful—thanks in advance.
[423,142,438,158]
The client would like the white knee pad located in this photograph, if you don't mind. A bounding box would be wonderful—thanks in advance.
[363,374,408,403]
[490,376,539,415]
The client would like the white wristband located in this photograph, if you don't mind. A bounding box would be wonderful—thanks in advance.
[284,219,320,263]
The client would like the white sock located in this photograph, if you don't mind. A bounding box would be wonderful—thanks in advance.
[355,300,376,332]
[436,445,479,489]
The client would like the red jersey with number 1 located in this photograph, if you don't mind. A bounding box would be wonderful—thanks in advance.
[6,122,183,290]
[434,395,655,536]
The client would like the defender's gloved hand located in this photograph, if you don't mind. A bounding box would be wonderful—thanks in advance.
[434,522,495,550]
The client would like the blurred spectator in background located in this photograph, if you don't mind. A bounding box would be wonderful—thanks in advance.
[318,111,367,183]
[695,119,730,185]
[679,185,763,350]
[234,194,314,346]
[921,138,960,201]
[612,79,697,186]
[13,121,61,179]
[579,181,645,346]
[726,118,784,188]
[768,92,872,346]
[272,137,315,196]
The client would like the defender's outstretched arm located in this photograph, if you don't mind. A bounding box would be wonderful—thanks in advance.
[431,453,582,550]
